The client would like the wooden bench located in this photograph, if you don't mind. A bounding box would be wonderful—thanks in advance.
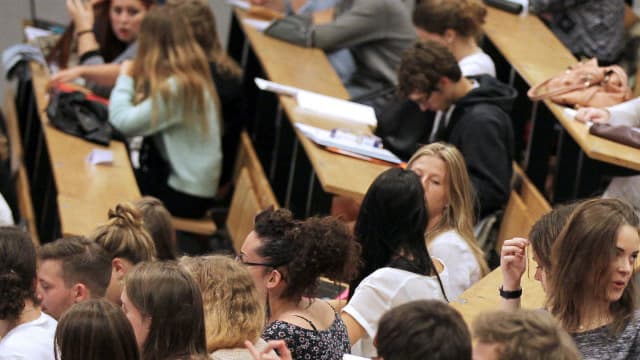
[2,88,39,245]
[233,131,279,209]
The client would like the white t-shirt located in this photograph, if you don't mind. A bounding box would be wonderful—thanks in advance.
[342,265,451,358]
[0,192,14,226]
[459,51,496,78]
[0,312,57,360]
[428,230,482,300]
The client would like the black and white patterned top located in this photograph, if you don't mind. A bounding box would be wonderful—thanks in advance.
[262,312,351,360]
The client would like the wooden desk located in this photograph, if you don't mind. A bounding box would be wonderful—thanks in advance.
[484,8,640,172]
[27,62,140,238]
[235,10,389,203]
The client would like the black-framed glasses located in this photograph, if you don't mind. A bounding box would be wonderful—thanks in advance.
[235,254,275,267]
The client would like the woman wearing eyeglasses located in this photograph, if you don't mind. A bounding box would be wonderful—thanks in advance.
[238,208,361,360]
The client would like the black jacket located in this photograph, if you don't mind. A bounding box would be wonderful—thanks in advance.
[442,75,516,219]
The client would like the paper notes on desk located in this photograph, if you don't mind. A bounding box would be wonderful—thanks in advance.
[226,0,251,9]
[87,149,113,165]
[24,26,53,41]
[296,91,377,127]
[255,78,301,96]
[243,18,273,32]
[295,123,402,164]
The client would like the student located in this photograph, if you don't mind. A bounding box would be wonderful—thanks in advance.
[133,196,177,261]
[109,6,222,219]
[397,40,515,219]
[89,202,157,305]
[54,299,140,360]
[180,255,276,359]
[50,0,155,95]
[239,208,360,360]
[255,0,416,109]
[529,0,624,65]
[472,310,581,360]
[122,261,207,359]
[0,227,57,360]
[37,236,111,320]
[413,0,495,77]
[408,143,488,299]
[166,0,247,199]
[342,168,450,357]
[575,99,640,211]
[501,199,640,359]
[375,300,471,360]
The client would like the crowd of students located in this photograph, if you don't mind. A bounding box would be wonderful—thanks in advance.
[1,0,640,359]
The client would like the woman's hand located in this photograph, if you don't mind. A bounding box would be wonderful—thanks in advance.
[500,237,528,291]
[575,107,611,124]
[50,66,85,84]
[245,340,292,360]
[120,60,133,77]
[67,0,95,32]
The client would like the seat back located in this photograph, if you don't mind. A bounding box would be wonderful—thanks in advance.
[227,167,262,254]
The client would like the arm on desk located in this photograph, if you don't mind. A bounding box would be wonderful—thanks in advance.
[108,75,180,137]
[51,63,120,88]
[607,98,640,127]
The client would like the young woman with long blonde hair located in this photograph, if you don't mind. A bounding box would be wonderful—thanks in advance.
[109,6,222,219]
[407,142,488,299]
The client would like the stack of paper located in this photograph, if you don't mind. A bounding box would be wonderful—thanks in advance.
[296,90,377,127]
[295,123,402,164]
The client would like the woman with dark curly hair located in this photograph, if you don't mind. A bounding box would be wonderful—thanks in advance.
[239,208,361,360]
[0,227,57,359]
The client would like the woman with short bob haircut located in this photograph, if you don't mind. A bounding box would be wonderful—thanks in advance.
[342,168,450,358]
[55,299,139,360]
[408,143,488,299]
[122,261,207,360]
[180,255,275,359]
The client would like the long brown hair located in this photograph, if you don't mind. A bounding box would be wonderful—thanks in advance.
[413,0,487,39]
[131,6,219,133]
[547,198,639,335]
[408,143,488,276]
[165,0,241,78]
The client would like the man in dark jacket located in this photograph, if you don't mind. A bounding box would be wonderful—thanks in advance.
[397,40,516,219]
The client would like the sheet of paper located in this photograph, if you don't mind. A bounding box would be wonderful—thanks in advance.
[86,149,113,165]
[226,0,251,10]
[243,18,272,32]
[296,90,377,127]
[343,355,369,360]
[24,26,53,41]
[254,78,301,97]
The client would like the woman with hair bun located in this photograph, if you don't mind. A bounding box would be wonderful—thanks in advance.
[0,227,57,359]
[54,299,139,360]
[239,208,361,360]
[89,202,156,305]
[413,0,495,77]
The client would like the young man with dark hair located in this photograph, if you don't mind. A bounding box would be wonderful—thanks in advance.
[37,236,112,320]
[472,310,581,360]
[375,300,472,360]
[398,40,516,219]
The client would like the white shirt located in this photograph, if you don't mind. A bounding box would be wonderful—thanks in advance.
[606,97,640,127]
[342,265,451,358]
[0,192,14,226]
[428,230,481,300]
[459,51,496,78]
[0,312,57,360]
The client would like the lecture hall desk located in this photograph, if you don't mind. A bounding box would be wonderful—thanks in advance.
[482,6,640,200]
[27,62,140,239]
[231,9,389,215]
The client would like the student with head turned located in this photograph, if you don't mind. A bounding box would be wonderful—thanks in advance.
[413,0,494,77]
[89,202,156,305]
[37,236,111,320]
[239,208,360,360]
[55,299,140,360]
[502,198,640,359]
[408,143,488,299]
[108,5,222,219]
[133,196,176,261]
[0,227,57,359]
[342,167,450,357]
[180,255,276,359]
[122,261,207,359]
[397,40,515,219]
[472,310,581,360]
[49,0,156,96]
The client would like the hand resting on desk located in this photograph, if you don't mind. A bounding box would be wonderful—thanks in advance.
[575,107,611,124]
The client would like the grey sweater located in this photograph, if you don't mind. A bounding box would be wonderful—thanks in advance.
[313,0,415,91]
[572,310,640,360]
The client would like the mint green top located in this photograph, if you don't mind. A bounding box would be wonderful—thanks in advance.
[109,75,222,198]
